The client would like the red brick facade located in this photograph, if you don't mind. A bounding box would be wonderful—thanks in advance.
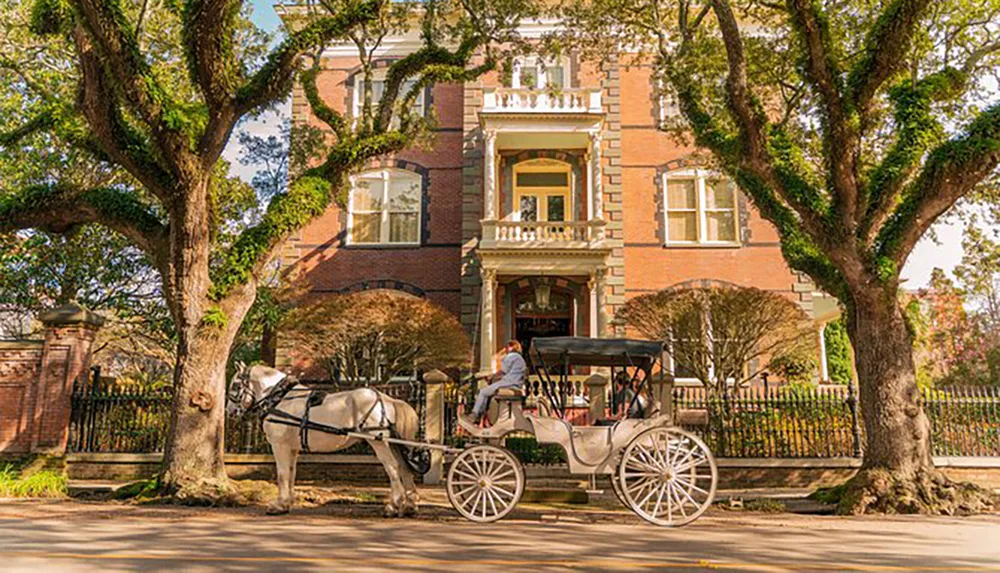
[283,45,805,372]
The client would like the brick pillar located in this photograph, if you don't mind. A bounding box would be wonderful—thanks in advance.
[422,369,449,484]
[30,303,104,453]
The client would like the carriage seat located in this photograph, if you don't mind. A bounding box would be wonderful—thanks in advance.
[486,386,526,426]
[495,386,525,399]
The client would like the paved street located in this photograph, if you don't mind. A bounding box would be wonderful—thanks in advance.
[0,498,998,572]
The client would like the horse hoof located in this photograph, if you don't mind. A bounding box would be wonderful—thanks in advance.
[383,504,398,518]
[402,504,418,517]
[266,504,290,516]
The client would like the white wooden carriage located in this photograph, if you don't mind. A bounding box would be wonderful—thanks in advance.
[446,337,718,526]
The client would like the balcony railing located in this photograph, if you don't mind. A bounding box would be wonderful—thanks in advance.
[480,220,607,250]
[481,88,603,115]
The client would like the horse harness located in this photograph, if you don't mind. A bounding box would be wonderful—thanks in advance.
[246,375,396,453]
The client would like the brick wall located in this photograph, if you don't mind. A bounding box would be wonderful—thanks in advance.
[0,306,101,454]
[0,342,43,453]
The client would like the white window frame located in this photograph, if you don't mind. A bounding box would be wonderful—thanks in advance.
[662,168,740,246]
[347,168,422,246]
[656,77,681,124]
[352,69,426,124]
[512,159,574,223]
[511,55,571,90]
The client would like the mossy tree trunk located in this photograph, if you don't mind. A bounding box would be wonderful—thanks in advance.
[1,0,528,503]
[839,288,995,514]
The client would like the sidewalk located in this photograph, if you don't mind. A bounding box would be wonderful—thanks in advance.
[65,479,834,515]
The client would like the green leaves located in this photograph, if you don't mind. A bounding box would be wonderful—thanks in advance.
[28,0,71,35]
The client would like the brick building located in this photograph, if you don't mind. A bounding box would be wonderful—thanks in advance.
[278,16,832,379]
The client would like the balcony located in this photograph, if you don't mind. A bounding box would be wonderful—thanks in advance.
[482,88,603,115]
[479,220,607,251]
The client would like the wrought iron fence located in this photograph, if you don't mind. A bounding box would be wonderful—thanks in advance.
[68,373,1000,457]
[68,376,428,454]
[673,385,1000,458]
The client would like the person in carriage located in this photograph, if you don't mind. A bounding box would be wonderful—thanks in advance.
[463,339,527,424]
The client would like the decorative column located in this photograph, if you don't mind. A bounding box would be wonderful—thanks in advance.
[483,129,498,221]
[422,369,449,484]
[588,130,603,221]
[818,323,829,382]
[588,267,609,338]
[479,267,498,373]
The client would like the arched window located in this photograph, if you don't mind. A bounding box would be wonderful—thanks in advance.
[513,158,572,222]
[662,169,739,245]
[348,168,422,245]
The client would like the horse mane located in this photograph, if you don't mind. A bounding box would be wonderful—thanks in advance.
[250,365,288,389]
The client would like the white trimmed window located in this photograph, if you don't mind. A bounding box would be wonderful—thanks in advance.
[511,56,569,90]
[657,78,681,124]
[663,169,739,245]
[347,169,421,245]
[352,70,425,122]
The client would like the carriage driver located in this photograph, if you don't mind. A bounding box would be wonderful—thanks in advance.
[464,340,527,424]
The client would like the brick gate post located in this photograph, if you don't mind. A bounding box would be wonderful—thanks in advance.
[30,303,104,453]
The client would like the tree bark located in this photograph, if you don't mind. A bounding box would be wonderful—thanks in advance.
[159,285,255,502]
[839,288,995,514]
[156,179,259,502]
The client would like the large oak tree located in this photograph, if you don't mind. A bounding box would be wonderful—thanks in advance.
[560,0,1000,513]
[0,0,529,500]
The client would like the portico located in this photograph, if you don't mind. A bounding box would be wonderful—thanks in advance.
[476,90,610,371]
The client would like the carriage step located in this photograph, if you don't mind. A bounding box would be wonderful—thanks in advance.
[585,489,604,495]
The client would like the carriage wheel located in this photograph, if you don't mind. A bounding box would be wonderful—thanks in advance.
[609,455,629,508]
[446,445,524,523]
[618,427,717,526]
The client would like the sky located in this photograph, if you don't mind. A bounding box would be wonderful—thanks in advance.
[231,0,969,291]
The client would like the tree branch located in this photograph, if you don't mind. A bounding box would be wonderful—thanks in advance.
[300,56,348,139]
[234,1,380,116]
[181,0,243,111]
[73,29,176,201]
[70,0,191,165]
[785,0,859,231]
[877,103,1000,271]
[0,184,169,268]
[860,69,963,243]
[845,0,932,117]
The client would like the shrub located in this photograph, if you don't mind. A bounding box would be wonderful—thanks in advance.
[824,319,853,384]
[0,464,67,498]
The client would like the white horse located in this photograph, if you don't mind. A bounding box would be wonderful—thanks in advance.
[226,363,421,516]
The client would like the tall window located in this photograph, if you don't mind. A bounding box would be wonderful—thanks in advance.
[663,170,739,244]
[348,169,421,245]
[513,159,572,222]
[512,56,568,90]
[352,70,426,122]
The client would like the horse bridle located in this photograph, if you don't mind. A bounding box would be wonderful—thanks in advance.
[227,368,256,417]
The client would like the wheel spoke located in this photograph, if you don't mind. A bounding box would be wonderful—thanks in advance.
[624,458,661,473]
[463,489,482,513]
[485,487,500,516]
[454,483,478,500]
[490,469,516,481]
[669,482,689,517]
[675,480,700,510]
[673,476,709,495]
[452,467,480,481]
[652,483,667,518]
[492,484,515,499]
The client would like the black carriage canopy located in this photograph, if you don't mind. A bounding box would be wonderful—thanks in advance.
[528,336,664,368]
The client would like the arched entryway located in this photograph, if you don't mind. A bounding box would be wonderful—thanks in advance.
[507,278,581,352]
